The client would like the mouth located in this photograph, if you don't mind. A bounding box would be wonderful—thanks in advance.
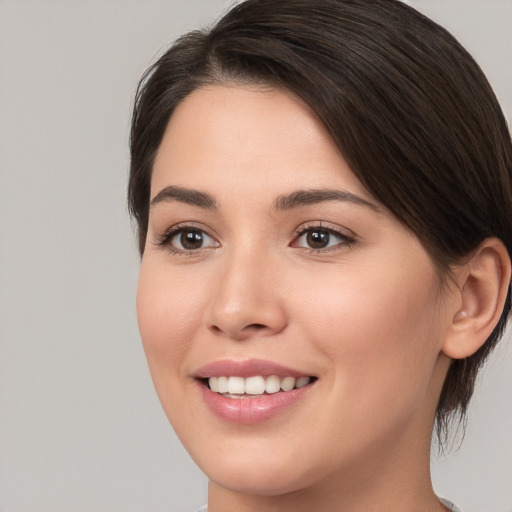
[194,359,317,424]
[202,375,316,398]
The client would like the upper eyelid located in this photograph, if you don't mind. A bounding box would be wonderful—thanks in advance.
[159,221,216,237]
[290,222,359,252]
[153,225,220,258]
[154,222,218,247]
[292,221,357,239]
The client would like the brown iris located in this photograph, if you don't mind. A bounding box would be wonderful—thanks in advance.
[306,229,331,249]
[180,230,205,250]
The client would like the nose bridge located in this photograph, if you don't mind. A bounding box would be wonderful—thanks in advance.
[205,241,287,340]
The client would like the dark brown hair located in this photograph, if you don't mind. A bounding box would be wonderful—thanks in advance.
[129,0,512,440]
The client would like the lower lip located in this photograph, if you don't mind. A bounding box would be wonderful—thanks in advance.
[198,382,312,425]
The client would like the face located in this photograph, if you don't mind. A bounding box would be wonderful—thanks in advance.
[137,85,453,498]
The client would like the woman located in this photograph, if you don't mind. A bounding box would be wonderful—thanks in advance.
[128,1,512,510]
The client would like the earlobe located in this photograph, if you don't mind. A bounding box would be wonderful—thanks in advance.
[442,238,511,360]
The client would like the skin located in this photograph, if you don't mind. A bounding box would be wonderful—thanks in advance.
[137,85,462,512]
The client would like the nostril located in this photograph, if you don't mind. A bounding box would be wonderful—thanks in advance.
[208,322,272,340]
[246,323,267,331]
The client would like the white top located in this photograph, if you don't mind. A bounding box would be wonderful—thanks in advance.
[195,499,461,511]
[440,498,463,511]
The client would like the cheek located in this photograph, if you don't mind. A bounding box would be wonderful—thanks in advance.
[296,259,442,402]
[136,260,203,379]
[281,264,444,466]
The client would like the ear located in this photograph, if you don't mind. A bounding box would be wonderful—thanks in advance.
[442,238,511,360]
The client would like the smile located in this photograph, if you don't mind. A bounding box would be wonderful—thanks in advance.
[195,360,317,423]
[207,375,312,397]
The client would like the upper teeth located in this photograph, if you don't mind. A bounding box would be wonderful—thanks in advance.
[208,375,311,395]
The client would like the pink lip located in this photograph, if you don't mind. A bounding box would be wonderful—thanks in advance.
[194,359,315,425]
[198,383,312,425]
[195,358,311,379]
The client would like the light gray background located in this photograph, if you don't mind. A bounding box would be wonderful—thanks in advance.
[0,1,510,511]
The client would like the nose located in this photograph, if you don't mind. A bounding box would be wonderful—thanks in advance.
[204,249,288,341]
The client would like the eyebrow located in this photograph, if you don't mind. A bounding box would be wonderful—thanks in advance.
[273,188,380,212]
[150,185,379,213]
[150,185,217,210]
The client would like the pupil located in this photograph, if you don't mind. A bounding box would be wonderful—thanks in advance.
[181,230,203,250]
[307,230,329,249]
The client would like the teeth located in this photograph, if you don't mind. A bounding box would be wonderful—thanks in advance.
[209,376,219,392]
[207,375,312,395]
[217,376,228,393]
[265,375,281,394]
[245,376,266,395]
[296,376,311,389]
[227,376,245,394]
[280,376,295,391]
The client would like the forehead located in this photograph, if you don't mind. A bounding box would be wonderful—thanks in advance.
[151,85,372,204]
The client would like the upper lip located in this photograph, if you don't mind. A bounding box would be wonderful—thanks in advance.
[194,359,313,379]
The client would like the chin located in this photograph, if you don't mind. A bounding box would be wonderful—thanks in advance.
[208,464,312,497]
[189,440,326,497]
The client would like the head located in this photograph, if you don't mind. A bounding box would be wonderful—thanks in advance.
[129,0,512,442]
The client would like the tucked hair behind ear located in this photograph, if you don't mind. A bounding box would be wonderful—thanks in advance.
[129,0,512,442]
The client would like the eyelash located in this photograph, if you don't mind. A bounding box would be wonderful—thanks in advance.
[154,222,357,256]
[291,222,357,253]
[154,223,218,256]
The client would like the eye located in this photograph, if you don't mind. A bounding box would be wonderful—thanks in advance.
[171,228,217,251]
[292,225,355,251]
[156,226,219,254]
